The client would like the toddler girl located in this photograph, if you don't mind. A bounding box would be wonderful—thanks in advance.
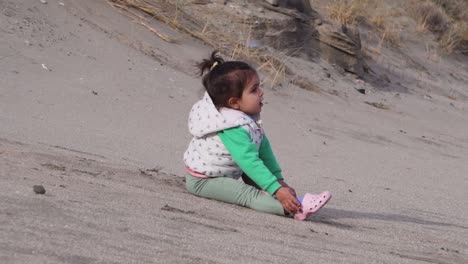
[183,51,331,220]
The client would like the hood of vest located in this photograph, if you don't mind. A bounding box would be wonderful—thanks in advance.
[188,92,261,138]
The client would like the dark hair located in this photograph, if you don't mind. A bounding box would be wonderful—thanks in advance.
[197,51,257,108]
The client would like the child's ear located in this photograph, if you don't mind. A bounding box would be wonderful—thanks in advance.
[227,97,240,110]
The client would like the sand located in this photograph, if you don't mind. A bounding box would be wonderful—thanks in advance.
[1,0,467,263]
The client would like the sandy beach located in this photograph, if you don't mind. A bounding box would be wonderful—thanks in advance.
[1,0,467,263]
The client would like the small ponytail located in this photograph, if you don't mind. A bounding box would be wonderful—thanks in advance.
[197,50,224,76]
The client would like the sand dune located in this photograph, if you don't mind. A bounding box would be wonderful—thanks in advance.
[1,0,467,263]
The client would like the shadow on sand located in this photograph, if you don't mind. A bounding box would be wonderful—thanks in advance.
[308,208,468,230]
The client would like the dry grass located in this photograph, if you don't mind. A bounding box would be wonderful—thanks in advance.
[410,0,468,53]
[328,0,468,53]
[431,0,468,53]
[107,0,292,88]
[108,0,217,46]
[327,0,361,25]
[365,25,402,54]
[409,0,468,53]
[327,0,402,49]
[431,0,468,20]
[202,17,290,87]
[439,20,468,52]
[410,1,450,33]
[327,0,390,27]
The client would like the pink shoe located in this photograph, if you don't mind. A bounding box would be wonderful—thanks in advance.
[294,191,332,221]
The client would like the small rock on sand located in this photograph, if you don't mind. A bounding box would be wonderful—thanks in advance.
[33,185,46,194]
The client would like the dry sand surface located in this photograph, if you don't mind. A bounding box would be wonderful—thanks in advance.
[1,0,468,263]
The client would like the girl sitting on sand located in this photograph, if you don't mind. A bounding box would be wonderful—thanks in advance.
[183,51,331,220]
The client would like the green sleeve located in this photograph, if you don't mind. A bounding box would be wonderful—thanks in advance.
[259,135,283,180]
[218,127,282,195]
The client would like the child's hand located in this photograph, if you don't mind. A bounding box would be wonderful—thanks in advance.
[275,187,301,214]
[278,180,297,197]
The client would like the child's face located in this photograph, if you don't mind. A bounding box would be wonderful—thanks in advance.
[236,74,264,115]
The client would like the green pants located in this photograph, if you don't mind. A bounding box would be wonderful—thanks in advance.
[185,174,285,216]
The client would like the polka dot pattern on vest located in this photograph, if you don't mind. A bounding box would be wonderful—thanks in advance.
[184,92,264,178]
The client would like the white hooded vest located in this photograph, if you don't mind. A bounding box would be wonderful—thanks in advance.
[183,92,263,178]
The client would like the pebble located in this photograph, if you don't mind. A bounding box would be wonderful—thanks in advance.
[40,0,47,4]
[33,185,46,194]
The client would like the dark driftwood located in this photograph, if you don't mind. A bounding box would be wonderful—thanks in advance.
[259,2,311,23]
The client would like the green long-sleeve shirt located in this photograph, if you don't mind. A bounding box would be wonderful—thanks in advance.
[218,127,283,195]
